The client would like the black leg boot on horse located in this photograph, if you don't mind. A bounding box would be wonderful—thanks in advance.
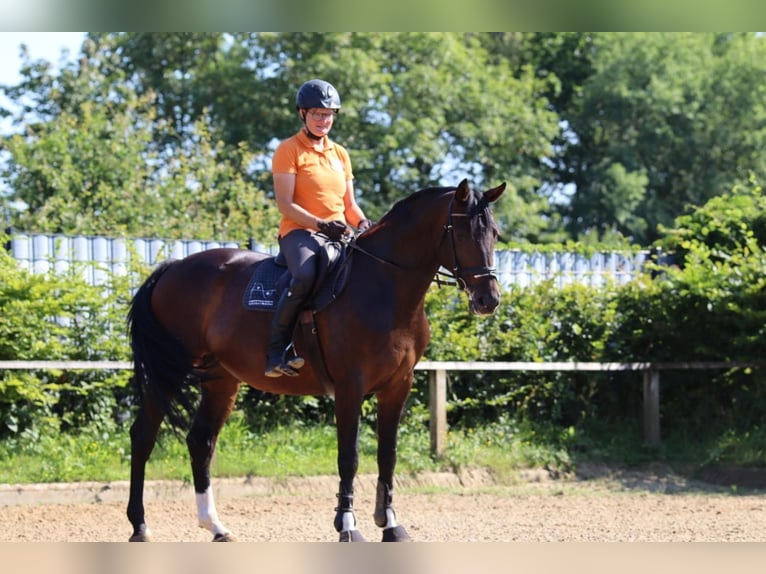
[265,278,308,377]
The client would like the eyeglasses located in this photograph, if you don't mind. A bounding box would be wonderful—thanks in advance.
[308,110,336,121]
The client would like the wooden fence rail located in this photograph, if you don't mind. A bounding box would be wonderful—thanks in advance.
[418,361,761,455]
[1,360,760,455]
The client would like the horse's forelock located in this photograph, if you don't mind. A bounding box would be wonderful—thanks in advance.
[464,190,499,240]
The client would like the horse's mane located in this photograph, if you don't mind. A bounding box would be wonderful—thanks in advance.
[376,185,455,225]
[375,184,496,238]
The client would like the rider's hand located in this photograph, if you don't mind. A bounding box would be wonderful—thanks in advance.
[357,218,373,233]
[317,219,348,240]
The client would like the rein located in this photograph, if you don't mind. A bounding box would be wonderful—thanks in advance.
[347,240,403,269]
[349,192,496,291]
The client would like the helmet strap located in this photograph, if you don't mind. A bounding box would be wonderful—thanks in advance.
[303,126,323,141]
[299,110,324,141]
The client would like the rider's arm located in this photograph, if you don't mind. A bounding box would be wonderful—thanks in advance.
[273,172,324,231]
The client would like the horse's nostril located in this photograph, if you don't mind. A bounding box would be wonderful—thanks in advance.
[471,291,500,315]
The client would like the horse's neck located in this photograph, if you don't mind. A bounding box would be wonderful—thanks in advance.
[357,222,443,283]
[349,236,435,321]
[357,187,452,275]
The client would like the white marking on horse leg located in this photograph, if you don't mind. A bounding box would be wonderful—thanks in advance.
[195,486,232,538]
[383,507,398,528]
[340,511,357,531]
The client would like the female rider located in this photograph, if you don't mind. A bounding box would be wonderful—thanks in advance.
[266,78,371,377]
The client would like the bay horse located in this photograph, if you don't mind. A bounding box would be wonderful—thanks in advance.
[126,178,505,542]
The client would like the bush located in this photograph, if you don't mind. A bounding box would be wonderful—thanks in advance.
[0,232,134,438]
[414,177,766,448]
[3,178,765,465]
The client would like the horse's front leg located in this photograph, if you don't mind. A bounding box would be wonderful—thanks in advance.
[333,387,366,542]
[373,379,413,542]
[187,379,239,542]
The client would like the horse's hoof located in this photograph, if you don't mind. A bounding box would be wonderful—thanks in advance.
[339,529,367,542]
[213,532,237,542]
[128,532,153,542]
[382,525,412,542]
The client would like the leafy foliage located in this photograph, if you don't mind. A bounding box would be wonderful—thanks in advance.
[5,33,766,247]
[2,30,766,469]
[0,35,279,244]
[0,232,134,438]
[413,180,766,448]
[3,178,766,463]
[532,33,766,244]
[2,32,559,244]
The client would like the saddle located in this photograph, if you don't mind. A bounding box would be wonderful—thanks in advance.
[243,240,353,396]
[243,240,351,313]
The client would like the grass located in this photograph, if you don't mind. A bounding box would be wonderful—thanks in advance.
[0,412,567,484]
[1,410,763,485]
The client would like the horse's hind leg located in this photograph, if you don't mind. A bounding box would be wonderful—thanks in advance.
[187,376,240,542]
[373,380,413,542]
[127,397,164,542]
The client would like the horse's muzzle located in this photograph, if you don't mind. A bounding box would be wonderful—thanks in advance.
[468,279,501,316]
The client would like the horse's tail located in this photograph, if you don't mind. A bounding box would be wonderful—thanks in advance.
[128,260,197,431]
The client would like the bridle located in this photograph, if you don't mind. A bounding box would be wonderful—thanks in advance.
[350,190,497,290]
[434,194,497,290]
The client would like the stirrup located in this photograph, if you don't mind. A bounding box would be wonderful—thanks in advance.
[264,342,304,378]
[265,362,300,378]
[285,343,305,370]
[264,352,303,378]
[286,356,305,370]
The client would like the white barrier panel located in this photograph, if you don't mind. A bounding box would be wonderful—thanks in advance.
[8,233,647,290]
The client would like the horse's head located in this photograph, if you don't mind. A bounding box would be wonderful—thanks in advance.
[442,178,505,316]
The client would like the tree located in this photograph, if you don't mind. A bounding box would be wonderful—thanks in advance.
[13,33,766,248]
[528,32,766,245]
[1,35,278,243]
[2,33,563,243]
[67,33,563,241]
[245,33,562,241]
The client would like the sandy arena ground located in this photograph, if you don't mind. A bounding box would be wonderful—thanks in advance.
[2,464,766,543]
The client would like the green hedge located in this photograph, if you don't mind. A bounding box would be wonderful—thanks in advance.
[413,177,766,442]
[0,239,138,438]
[2,178,765,453]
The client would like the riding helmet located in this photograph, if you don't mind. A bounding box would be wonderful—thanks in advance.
[296,79,341,110]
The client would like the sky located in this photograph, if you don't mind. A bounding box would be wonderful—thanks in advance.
[0,32,86,197]
[0,32,85,85]
[0,32,85,133]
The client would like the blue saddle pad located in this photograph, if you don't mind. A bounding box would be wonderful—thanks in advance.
[243,258,285,310]
[242,243,352,313]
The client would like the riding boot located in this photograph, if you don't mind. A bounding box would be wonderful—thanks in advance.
[265,282,307,378]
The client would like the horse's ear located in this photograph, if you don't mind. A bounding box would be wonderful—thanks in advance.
[456,178,470,202]
[484,182,506,203]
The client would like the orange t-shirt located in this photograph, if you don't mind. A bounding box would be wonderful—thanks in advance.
[271,130,354,237]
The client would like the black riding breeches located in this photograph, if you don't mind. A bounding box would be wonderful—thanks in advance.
[278,229,327,297]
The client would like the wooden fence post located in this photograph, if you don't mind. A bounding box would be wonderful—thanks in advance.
[429,369,447,456]
[643,369,661,446]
